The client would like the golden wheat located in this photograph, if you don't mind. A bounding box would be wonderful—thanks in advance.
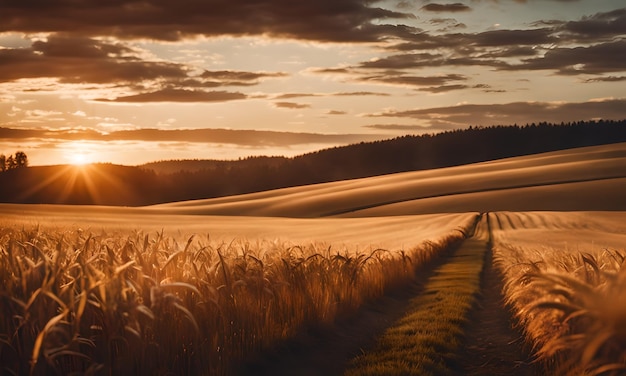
[0,223,466,375]
[490,212,626,375]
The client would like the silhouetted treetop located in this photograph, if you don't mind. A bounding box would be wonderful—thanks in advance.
[0,151,28,172]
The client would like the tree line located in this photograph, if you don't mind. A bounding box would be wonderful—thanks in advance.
[0,119,624,205]
[144,119,626,203]
[0,151,28,172]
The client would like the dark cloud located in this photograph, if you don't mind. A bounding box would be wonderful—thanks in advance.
[478,46,538,58]
[583,76,626,83]
[359,73,467,86]
[359,53,447,69]
[274,91,389,99]
[313,67,353,74]
[200,70,288,87]
[414,83,493,93]
[429,18,467,31]
[327,110,348,115]
[273,102,311,109]
[0,35,188,84]
[0,126,384,147]
[561,8,626,40]
[315,8,626,78]
[355,51,506,70]
[367,98,626,126]
[0,0,416,43]
[364,124,428,130]
[0,34,290,104]
[421,3,472,12]
[473,28,556,46]
[96,89,247,103]
[512,40,626,75]
[418,84,470,92]
[333,91,392,97]
[363,123,458,131]
[274,93,318,100]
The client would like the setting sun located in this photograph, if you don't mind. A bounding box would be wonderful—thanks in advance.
[68,152,91,165]
[64,141,97,166]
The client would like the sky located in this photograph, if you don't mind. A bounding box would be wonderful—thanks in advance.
[0,0,625,166]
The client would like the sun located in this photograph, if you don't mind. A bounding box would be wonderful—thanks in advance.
[69,152,91,166]
[64,141,97,166]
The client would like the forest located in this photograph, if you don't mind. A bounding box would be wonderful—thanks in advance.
[0,119,625,206]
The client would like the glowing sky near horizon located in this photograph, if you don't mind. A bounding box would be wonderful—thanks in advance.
[0,0,625,165]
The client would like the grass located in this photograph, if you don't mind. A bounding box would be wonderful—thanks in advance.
[0,220,472,375]
[345,216,488,376]
[491,212,626,375]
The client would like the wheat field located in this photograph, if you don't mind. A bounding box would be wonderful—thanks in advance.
[491,212,626,375]
[0,213,473,375]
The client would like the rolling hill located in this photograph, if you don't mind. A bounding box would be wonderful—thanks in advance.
[0,120,624,207]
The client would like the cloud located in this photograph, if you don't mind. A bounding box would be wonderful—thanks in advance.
[0,1,417,43]
[472,28,556,46]
[0,35,292,104]
[0,35,188,84]
[359,53,447,69]
[364,123,460,131]
[583,76,626,83]
[273,102,311,109]
[561,8,626,40]
[315,7,626,78]
[364,124,429,130]
[511,40,626,75]
[418,84,470,93]
[274,93,319,100]
[359,73,467,87]
[0,126,385,147]
[333,91,392,97]
[200,70,288,86]
[429,18,467,31]
[421,3,472,12]
[367,98,626,126]
[327,110,347,115]
[273,91,389,99]
[96,89,248,103]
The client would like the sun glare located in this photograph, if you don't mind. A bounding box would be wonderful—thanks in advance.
[69,152,91,166]
[64,141,97,166]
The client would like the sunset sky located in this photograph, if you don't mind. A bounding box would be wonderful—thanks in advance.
[0,0,625,166]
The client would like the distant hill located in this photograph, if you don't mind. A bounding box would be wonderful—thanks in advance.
[1,119,625,206]
[0,163,161,206]
[141,156,287,175]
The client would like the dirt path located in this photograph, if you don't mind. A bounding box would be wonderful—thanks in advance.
[239,214,534,375]
[457,247,535,375]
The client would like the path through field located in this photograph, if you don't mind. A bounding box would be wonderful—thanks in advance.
[239,214,534,375]
[457,216,533,375]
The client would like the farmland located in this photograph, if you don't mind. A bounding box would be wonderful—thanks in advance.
[491,211,626,375]
[1,143,625,375]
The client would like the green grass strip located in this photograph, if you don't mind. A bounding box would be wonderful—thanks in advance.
[345,233,487,376]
